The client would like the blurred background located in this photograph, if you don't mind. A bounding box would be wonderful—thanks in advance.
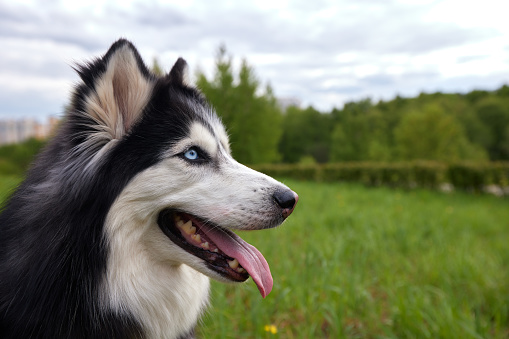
[0,1,509,338]
[1,0,509,165]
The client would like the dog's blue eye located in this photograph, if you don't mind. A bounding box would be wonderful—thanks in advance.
[184,148,199,160]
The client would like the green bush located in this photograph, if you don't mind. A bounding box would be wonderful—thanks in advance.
[250,164,320,181]
[252,161,509,193]
[448,162,509,191]
[0,138,46,176]
[321,162,447,188]
[412,161,448,188]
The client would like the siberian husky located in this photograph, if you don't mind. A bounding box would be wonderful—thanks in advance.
[0,39,298,339]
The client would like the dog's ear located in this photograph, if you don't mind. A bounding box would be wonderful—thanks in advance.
[78,39,154,140]
[168,57,191,87]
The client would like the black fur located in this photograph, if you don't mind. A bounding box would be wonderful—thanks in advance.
[0,39,210,338]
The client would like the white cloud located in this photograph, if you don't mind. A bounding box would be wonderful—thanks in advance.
[0,0,508,118]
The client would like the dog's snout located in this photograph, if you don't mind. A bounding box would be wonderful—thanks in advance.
[273,189,298,218]
[273,190,296,209]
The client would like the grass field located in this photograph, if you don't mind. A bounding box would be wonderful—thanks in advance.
[0,175,22,204]
[1,177,508,338]
[196,180,509,338]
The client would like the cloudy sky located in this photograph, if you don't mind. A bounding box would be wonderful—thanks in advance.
[1,0,509,120]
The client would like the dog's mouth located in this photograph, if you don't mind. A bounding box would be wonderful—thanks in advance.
[157,209,273,298]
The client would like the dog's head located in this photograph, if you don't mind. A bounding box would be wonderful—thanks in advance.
[70,39,297,300]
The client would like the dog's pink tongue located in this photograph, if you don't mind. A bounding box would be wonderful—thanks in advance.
[203,225,273,298]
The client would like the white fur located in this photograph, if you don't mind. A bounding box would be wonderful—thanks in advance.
[180,62,192,87]
[186,123,219,157]
[101,122,290,338]
[85,45,153,142]
[101,198,209,339]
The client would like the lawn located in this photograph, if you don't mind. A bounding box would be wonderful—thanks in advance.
[1,177,508,338]
[0,175,22,204]
[197,180,509,338]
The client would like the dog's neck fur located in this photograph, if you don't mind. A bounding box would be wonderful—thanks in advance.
[101,181,210,339]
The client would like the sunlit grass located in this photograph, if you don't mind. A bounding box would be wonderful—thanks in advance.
[197,180,509,338]
[1,177,507,338]
[0,175,21,206]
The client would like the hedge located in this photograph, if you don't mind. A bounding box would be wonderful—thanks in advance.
[251,162,509,193]
[448,162,509,191]
[0,138,46,176]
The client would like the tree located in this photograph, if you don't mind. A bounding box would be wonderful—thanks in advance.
[330,124,355,162]
[151,57,164,76]
[474,96,509,160]
[394,104,487,161]
[196,46,282,164]
[330,100,393,162]
[279,106,333,163]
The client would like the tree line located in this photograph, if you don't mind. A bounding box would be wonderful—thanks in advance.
[175,49,509,165]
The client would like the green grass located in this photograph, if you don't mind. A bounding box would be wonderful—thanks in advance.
[196,180,509,338]
[0,175,21,205]
[1,177,508,338]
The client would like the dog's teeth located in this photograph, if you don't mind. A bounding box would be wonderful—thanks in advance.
[176,220,184,227]
[213,249,219,253]
[228,259,239,269]
[182,220,192,230]
[236,267,246,273]
[201,242,210,250]
[181,220,196,235]
[191,234,201,243]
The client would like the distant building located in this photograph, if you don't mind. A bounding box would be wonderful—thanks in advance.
[0,117,59,145]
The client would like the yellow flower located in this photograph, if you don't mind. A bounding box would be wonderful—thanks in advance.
[264,324,278,334]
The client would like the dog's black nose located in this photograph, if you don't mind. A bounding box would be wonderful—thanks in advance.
[273,189,298,218]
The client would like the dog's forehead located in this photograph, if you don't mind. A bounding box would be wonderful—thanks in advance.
[188,122,216,152]
[208,118,230,153]
[185,120,230,154]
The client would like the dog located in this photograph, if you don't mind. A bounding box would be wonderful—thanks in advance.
[0,39,298,339]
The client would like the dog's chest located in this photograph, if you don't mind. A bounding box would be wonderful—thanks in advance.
[103,262,210,339]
